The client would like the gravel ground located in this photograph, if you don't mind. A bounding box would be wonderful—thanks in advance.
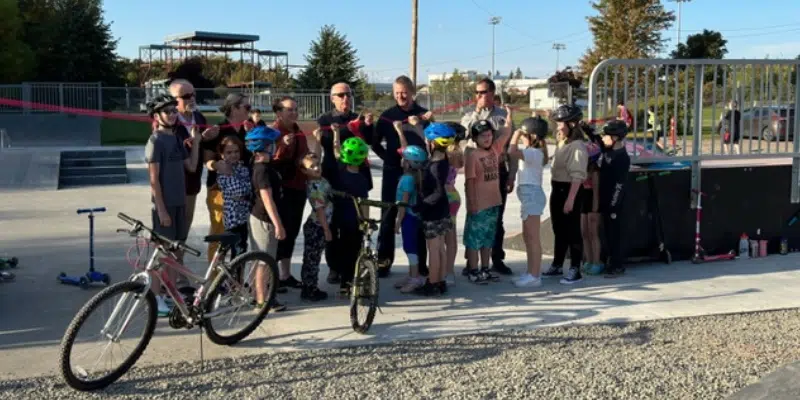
[2,308,800,400]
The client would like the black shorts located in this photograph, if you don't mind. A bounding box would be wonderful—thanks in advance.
[152,205,188,242]
[580,189,597,214]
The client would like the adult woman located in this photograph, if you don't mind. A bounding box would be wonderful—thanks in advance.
[718,100,741,155]
[542,104,588,285]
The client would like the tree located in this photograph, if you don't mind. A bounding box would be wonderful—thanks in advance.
[168,57,215,103]
[579,0,675,76]
[295,25,362,90]
[18,0,121,84]
[548,67,584,104]
[670,29,727,59]
[508,70,515,80]
[514,67,523,79]
[0,0,35,82]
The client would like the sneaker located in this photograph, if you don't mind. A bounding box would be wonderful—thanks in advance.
[400,277,425,293]
[412,280,441,296]
[541,265,563,277]
[279,276,303,289]
[604,267,626,278]
[327,270,341,285]
[270,299,287,312]
[479,267,500,282]
[156,295,171,317]
[461,266,471,277]
[394,276,412,289]
[466,268,489,285]
[445,272,455,286]
[514,273,543,288]
[300,285,328,302]
[491,261,513,276]
[437,281,448,294]
[559,267,583,285]
[587,263,605,275]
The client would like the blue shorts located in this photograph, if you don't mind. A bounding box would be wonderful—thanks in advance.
[463,206,500,250]
[517,184,546,219]
[401,213,419,265]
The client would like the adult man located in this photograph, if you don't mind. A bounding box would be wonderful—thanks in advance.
[316,82,375,284]
[168,79,219,234]
[372,75,431,277]
[460,78,515,276]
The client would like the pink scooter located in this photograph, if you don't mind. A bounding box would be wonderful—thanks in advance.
[691,189,736,264]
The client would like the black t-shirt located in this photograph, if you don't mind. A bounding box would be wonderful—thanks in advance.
[203,119,252,188]
[417,158,451,221]
[373,103,430,169]
[316,110,373,190]
[250,162,283,223]
[333,164,371,231]
[174,111,207,196]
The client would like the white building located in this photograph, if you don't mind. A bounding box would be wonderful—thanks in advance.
[529,86,588,111]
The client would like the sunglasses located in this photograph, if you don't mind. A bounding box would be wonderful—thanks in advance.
[178,93,195,100]
[240,104,252,111]
[332,92,352,98]
[161,107,178,115]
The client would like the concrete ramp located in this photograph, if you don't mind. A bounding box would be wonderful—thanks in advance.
[0,149,60,190]
[0,114,101,147]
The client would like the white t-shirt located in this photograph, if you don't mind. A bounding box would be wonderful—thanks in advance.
[517,147,544,186]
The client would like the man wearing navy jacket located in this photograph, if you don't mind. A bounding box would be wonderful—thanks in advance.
[372,75,432,277]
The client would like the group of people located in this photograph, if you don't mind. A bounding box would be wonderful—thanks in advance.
[142,76,633,315]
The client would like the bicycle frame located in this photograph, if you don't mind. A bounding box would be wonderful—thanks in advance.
[101,241,248,341]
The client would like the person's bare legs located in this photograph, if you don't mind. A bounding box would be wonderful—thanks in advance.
[255,262,267,305]
[278,259,291,280]
[427,236,445,282]
[523,215,542,276]
[185,195,197,235]
[479,247,491,269]
[466,249,479,272]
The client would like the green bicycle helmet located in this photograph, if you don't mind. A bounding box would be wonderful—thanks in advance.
[340,136,369,166]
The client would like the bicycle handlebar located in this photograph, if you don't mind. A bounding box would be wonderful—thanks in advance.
[330,190,409,209]
[117,212,202,257]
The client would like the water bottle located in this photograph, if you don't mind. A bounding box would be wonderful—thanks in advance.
[780,238,789,255]
[738,233,750,258]
[750,240,759,258]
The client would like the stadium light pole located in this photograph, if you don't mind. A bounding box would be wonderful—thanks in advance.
[489,16,501,79]
[670,0,692,45]
[552,43,566,73]
[410,0,418,87]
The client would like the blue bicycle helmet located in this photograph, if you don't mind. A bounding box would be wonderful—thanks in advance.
[423,122,456,147]
[400,145,428,169]
[245,126,281,153]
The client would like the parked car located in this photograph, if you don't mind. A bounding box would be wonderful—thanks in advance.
[739,105,795,142]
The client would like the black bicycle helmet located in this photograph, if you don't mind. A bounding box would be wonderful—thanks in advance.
[146,94,177,117]
[551,104,583,123]
[469,119,494,139]
[443,121,468,142]
[603,120,629,139]
[520,116,549,140]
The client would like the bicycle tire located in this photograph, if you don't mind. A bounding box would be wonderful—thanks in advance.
[59,281,157,391]
[350,255,379,333]
[203,251,277,346]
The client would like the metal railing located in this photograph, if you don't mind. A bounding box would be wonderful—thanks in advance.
[587,58,800,204]
[0,82,102,114]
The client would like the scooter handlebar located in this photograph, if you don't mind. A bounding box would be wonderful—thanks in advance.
[77,207,107,214]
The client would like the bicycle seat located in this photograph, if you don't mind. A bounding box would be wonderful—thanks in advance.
[203,232,239,246]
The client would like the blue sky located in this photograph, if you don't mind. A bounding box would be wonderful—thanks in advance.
[104,0,800,84]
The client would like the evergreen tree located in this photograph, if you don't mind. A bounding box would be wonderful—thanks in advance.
[295,25,362,90]
[0,0,35,82]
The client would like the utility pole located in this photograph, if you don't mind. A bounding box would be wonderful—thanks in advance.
[489,16,501,79]
[410,0,418,87]
[670,0,691,45]
[552,43,566,72]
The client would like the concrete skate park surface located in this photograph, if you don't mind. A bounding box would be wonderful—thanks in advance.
[2,160,800,388]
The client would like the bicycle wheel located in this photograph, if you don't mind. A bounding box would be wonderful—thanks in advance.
[203,251,277,345]
[59,281,157,391]
[350,255,379,333]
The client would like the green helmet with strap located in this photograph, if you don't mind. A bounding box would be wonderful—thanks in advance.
[340,136,369,166]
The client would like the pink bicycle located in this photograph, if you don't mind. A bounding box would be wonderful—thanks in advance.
[59,212,277,391]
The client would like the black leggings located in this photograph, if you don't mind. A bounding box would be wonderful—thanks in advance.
[550,181,584,268]
[276,187,307,261]
[603,212,624,270]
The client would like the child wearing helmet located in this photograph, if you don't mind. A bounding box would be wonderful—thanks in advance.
[581,142,603,275]
[598,120,631,277]
[247,125,286,309]
[463,106,514,285]
[330,125,372,295]
[391,119,429,293]
[144,94,202,315]
[507,115,550,288]
[543,104,589,285]
[442,121,467,285]
[409,121,457,296]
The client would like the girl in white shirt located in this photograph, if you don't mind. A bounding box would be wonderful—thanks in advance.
[508,116,550,288]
